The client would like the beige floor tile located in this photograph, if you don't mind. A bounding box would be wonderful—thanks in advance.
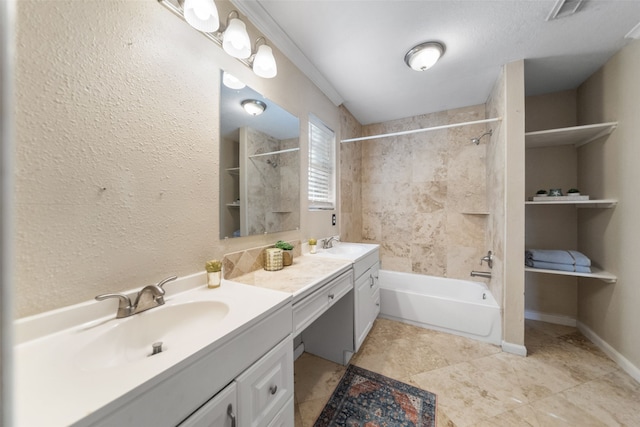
[293,318,638,427]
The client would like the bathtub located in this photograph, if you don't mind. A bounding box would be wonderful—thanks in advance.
[378,270,502,345]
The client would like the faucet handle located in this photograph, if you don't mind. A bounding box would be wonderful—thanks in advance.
[95,293,132,308]
[156,276,177,290]
[95,293,133,318]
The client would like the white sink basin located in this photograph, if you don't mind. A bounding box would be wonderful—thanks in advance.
[76,300,229,371]
[14,276,291,427]
[315,242,379,260]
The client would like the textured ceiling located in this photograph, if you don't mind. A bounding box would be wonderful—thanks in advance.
[234,0,640,125]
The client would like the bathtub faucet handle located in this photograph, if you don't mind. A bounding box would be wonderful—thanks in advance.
[480,250,493,269]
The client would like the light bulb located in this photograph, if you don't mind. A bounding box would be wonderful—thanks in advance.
[183,0,219,33]
[223,18,251,59]
[253,44,277,78]
[222,72,246,89]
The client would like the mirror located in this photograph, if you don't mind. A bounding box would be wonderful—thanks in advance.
[219,72,300,239]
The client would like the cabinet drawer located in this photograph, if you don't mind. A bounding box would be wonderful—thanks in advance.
[293,271,353,334]
[178,382,237,427]
[236,336,293,427]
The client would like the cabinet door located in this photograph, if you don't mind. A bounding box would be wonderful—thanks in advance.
[355,269,373,351]
[179,382,237,427]
[266,397,294,427]
[236,337,294,427]
[369,262,380,321]
[355,263,380,351]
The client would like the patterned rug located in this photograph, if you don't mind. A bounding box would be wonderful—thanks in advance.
[313,365,437,427]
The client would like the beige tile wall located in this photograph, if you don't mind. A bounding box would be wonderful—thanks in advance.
[339,106,364,243]
[358,105,490,280]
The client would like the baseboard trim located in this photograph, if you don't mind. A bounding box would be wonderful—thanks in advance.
[577,321,640,384]
[525,310,577,327]
[502,341,527,356]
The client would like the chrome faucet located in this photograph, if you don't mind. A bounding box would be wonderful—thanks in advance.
[480,250,493,269]
[322,236,340,249]
[95,276,177,318]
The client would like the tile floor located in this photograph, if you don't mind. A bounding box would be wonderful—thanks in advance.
[293,318,640,427]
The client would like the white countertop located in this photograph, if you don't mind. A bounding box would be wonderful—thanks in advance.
[14,274,291,427]
[229,254,353,303]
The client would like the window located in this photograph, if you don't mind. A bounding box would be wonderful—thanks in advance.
[308,115,336,210]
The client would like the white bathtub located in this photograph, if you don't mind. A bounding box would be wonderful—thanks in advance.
[378,270,502,345]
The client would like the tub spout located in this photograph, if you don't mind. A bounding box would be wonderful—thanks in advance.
[471,271,492,279]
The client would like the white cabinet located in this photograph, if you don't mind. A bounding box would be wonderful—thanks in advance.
[236,337,294,427]
[180,336,293,427]
[179,383,237,427]
[355,262,380,352]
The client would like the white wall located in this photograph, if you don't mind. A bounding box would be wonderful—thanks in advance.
[577,39,640,371]
[14,0,340,317]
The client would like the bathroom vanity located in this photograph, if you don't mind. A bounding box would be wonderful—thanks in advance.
[14,242,380,426]
[14,276,293,427]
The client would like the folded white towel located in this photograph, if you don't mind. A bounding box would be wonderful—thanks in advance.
[525,249,591,267]
[525,259,591,273]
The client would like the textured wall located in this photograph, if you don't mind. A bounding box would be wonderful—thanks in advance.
[577,39,640,369]
[359,105,489,280]
[14,0,339,317]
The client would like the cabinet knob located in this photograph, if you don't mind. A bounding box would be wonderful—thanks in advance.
[269,385,278,395]
[328,294,335,300]
[369,276,374,288]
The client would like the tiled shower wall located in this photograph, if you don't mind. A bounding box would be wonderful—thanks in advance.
[339,106,364,242]
[358,105,490,280]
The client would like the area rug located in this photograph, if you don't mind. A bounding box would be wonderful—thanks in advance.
[312,364,437,427]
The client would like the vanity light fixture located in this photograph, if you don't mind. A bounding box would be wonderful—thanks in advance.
[252,37,278,78]
[241,99,267,116]
[159,0,278,78]
[222,72,246,89]
[181,0,219,32]
[404,41,445,71]
[222,11,251,59]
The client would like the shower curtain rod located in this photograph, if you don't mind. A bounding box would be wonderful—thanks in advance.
[340,117,502,143]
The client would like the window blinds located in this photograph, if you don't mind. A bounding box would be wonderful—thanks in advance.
[308,117,335,209]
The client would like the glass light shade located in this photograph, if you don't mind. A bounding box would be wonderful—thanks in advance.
[183,0,219,33]
[241,99,266,116]
[222,72,246,89]
[405,42,445,71]
[253,45,278,78]
[223,18,251,59]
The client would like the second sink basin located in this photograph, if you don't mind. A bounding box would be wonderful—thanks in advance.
[76,300,229,371]
[315,242,379,261]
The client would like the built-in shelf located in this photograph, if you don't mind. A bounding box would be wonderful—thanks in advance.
[226,167,240,175]
[525,122,618,149]
[461,211,490,215]
[525,199,618,208]
[525,266,617,284]
[226,203,240,208]
[248,147,300,158]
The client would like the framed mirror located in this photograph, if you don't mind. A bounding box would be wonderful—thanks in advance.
[219,71,300,239]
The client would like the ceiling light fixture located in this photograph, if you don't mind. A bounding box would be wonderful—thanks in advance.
[241,99,267,116]
[404,42,445,72]
[159,0,278,78]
